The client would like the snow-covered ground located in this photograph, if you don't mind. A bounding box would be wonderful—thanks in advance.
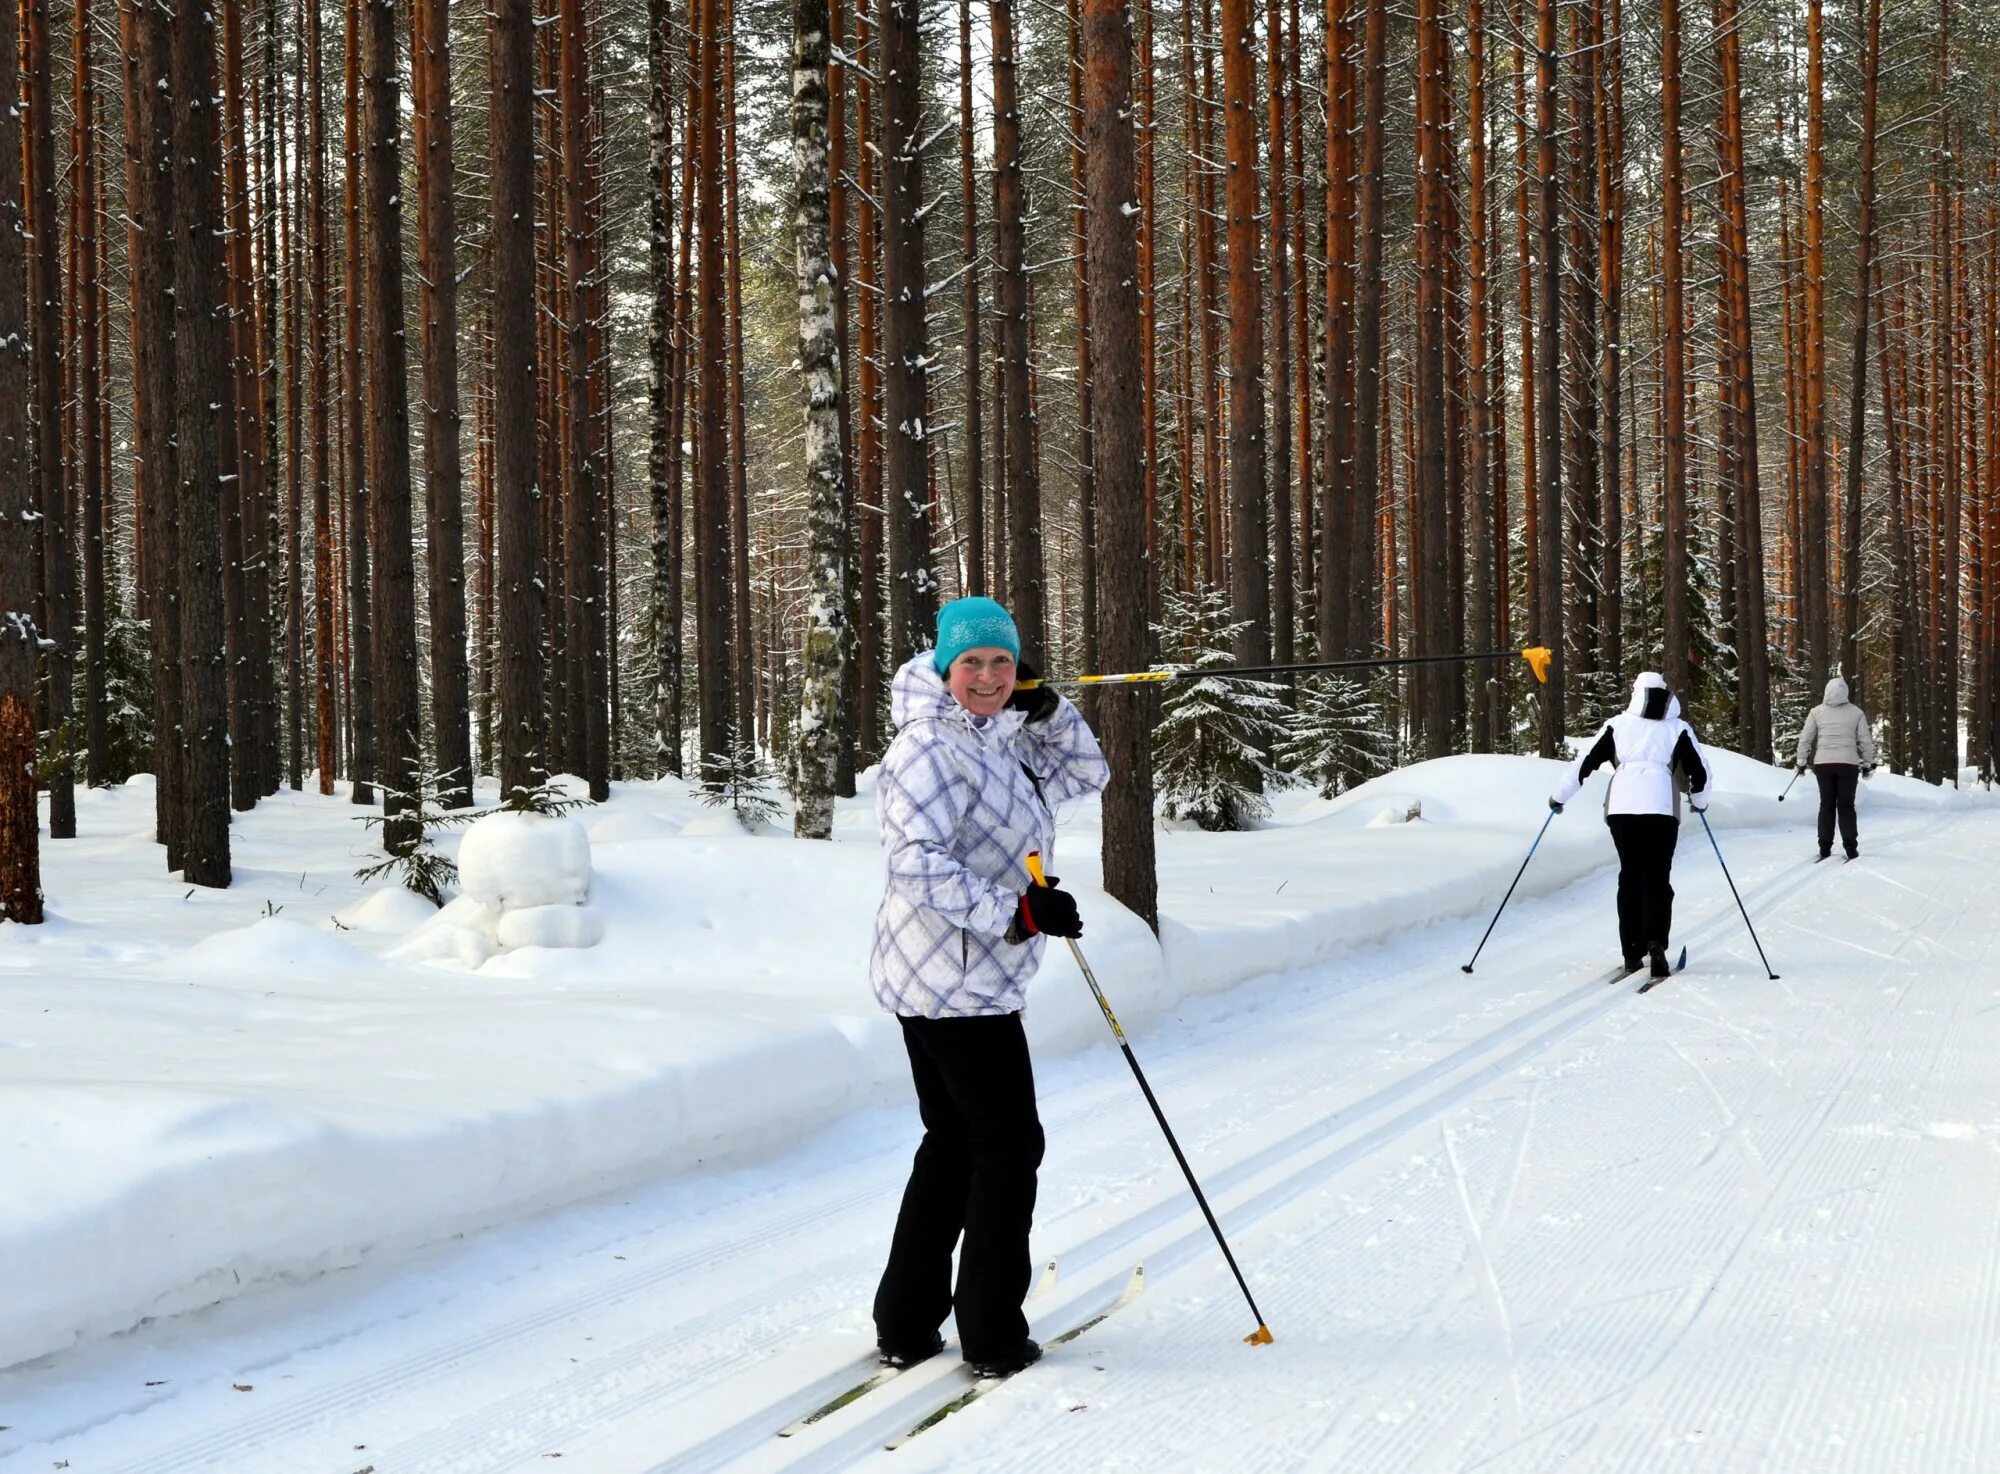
[1,750,1995,1471]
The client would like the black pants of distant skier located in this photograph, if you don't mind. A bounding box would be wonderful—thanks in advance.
[1814,763,1860,858]
[874,1012,1044,1365]
[1607,814,1679,958]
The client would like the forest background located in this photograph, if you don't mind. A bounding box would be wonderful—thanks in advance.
[0,0,1992,929]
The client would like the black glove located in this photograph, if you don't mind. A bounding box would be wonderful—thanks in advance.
[1006,659,1060,724]
[1863,764,1877,778]
[1548,797,1564,814]
[1007,880,1082,941]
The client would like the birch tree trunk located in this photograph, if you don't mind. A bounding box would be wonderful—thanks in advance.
[792,0,847,839]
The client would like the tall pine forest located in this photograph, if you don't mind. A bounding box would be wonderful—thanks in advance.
[0,0,1996,929]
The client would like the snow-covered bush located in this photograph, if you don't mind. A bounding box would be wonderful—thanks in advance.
[457,810,592,911]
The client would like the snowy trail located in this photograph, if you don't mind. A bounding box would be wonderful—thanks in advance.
[3,804,1996,1473]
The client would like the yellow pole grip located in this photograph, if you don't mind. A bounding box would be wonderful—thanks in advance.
[1025,851,1048,887]
[1522,646,1554,685]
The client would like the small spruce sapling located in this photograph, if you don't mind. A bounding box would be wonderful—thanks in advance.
[1151,586,1288,831]
[1279,674,1396,797]
[700,737,783,830]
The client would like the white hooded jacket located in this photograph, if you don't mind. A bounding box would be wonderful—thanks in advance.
[1552,672,1714,819]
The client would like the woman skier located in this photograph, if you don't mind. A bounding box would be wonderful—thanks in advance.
[1795,677,1878,861]
[1548,671,1715,979]
[869,596,1109,1380]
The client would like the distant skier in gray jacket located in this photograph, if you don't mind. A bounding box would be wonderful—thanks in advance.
[1795,677,1878,861]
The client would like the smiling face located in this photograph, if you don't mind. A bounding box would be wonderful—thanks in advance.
[946,646,1017,718]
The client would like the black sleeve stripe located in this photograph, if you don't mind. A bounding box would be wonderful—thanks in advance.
[1673,728,1708,791]
[1576,724,1619,783]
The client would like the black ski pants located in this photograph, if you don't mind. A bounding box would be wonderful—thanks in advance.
[874,1012,1044,1364]
[1814,763,1860,857]
[1606,814,1680,958]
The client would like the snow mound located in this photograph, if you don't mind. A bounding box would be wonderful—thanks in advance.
[585,809,680,845]
[335,885,442,934]
[458,811,591,911]
[386,896,502,969]
[496,904,606,951]
[156,918,378,983]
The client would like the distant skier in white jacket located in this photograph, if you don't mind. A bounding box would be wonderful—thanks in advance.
[1549,672,1715,978]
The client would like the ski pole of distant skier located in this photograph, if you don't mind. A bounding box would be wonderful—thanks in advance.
[1025,853,1274,1347]
[1777,769,1803,802]
[1459,808,1557,974]
[1696,811,1780,980]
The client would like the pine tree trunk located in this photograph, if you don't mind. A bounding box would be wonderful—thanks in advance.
[1801,0,1830,690]
[792,0,846,839]
[1221,0,1269,665]
[724,0,754,754]
[123,0,185,844]
[361,0,422,849]
[1533,0,1564,754]
[1841,0,1882,701]
[490,0,544,801]
[991,0,1042,651]
[959,0,984,596]
[829,0,857,794]
[306,0,335,793]
[879,0,934,667]
[647,0,672,777]
[1350,0,1386,655]
[1066,0,1097,673]
[24,0,74,839]
[1466,0,1495,748]
[416,0,472,807]
[559,0,609,800]
[1082,0,1158,927]
[170,0,233,885]
[1659,0,1690,696]
[1413,0,1451,757]
[73,0,107,788]
[0,0,41,920]
[695,0,733,786]
[1264,0,1293,667]
[343,0,374,802]
[853,0,882,757]
[1319,0,1354,658]
[1593,0,1623,690]
[221,0,265,810]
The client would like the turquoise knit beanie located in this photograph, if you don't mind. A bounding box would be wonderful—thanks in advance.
[932,596,1020,674]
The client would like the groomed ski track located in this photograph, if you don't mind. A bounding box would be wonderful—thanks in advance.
[5,804,1998,1474]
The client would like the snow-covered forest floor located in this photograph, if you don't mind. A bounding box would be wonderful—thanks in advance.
[2,752,1996,1471]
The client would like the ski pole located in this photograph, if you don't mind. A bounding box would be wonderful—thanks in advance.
[1777,768,1803,802]
[1459,808,1557,974]
[1696,810,1780,980]
[1025,853,1274,1347]
[1014,646,1554,691]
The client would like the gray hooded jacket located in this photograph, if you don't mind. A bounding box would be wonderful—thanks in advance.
[1796,678,1878,769]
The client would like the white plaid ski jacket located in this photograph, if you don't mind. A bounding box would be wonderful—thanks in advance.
[870,653,1110,1018]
